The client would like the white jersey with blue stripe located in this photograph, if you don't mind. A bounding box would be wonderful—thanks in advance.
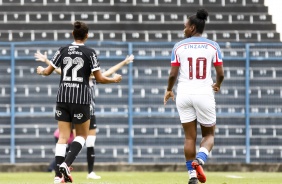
[171,36,223,95]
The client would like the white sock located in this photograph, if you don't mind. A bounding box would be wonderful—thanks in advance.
[55,144,67,157]
[86,136,96,147]
[188,170,197,179]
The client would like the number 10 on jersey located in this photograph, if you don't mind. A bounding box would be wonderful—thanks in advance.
[188,57,207,80]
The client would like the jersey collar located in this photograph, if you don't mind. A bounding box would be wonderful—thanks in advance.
[72,42,85,46]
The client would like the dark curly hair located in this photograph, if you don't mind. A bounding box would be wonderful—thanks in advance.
[188,9,209,34]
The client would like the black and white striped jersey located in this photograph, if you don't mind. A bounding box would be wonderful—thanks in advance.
[89,78,96,116]
[50,42,100,105]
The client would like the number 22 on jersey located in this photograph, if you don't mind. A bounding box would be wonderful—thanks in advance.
[63,57,84,82]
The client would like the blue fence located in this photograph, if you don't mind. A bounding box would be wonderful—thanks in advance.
[1,41,282,164]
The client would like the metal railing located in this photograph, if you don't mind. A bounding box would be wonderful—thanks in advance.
[1,41,282,164]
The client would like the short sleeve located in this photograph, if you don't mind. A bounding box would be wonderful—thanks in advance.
[213,42,223,66]
[171,44,180,66]
[50,47,63,69]
[90,51,101,72]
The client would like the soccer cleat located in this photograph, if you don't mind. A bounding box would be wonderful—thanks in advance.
[59,162,73,183]
[188,177,198,184]
[192,159,206,183]
[87,171,101,179]
[54,176,65,184]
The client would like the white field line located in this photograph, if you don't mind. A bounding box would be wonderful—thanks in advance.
[225,175,244,179]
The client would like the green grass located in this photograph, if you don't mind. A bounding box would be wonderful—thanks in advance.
[1,172,281,184]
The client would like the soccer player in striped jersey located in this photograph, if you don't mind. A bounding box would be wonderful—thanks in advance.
[35,50,134,180]
[37,21,122,183]
[163,9,224,184]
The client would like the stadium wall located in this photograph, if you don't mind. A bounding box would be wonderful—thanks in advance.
[1,41,282,165]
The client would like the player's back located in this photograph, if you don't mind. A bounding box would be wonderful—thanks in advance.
[171,37,222,95]
[59,44,95,83]
[51,44,100,104]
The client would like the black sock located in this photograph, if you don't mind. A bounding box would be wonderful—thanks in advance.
[65,141,83,166]
[87,147,95,173]
[55,156,65,177]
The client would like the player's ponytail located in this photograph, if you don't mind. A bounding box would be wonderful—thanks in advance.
[73,21,89,41]
[188,9,209,34]
[196,9,208,21]
[74,21,82,29]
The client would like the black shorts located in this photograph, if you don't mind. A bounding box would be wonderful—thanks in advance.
[90,115,97,130]
[55,103,90,124]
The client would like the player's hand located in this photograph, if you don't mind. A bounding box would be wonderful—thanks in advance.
[124,54,134,64]
[113,73,122,83]
[37,66,45,75]
[212,83,221,92]
[34,50,48,63]
[164,90,175,105]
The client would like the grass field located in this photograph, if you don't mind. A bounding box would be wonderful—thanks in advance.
[1,172,281,184]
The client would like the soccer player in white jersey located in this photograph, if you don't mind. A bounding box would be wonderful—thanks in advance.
[164,9,224,184]
[37,21,122,183]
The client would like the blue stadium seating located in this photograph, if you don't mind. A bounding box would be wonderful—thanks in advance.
[1,0,282,164]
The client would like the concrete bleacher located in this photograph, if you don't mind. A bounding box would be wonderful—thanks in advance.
[1,1,282,164]
[2,51,282,163]
[1,39,282,59]
[1,117,281,163]
[2,29,279,42]
[0,0,280,42]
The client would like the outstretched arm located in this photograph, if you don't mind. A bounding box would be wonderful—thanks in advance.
[102,54,134,77]
[34,50,62,74]
[94,70,122,84]
[37,65,55,76]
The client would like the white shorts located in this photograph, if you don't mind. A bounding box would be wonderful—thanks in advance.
[176,93,216,126]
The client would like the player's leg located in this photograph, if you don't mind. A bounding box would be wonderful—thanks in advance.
[194,93,216,165]
[86,129,96,174]
[176,94,198,184]
[59,119,89,183]
[192,94,216,183]
[59,103,90,183]
[54,103,72,183]
[182,121,197,159]
[191,125,215,184]
[182,120,198,184]
[48,137,58,172]
[199,124,215,161]
[64,120,90,165]
[86,115,101,179]
[54,121,72,183]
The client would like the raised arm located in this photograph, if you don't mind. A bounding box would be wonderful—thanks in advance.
[102,54,134,77]
[34,50,62,74]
